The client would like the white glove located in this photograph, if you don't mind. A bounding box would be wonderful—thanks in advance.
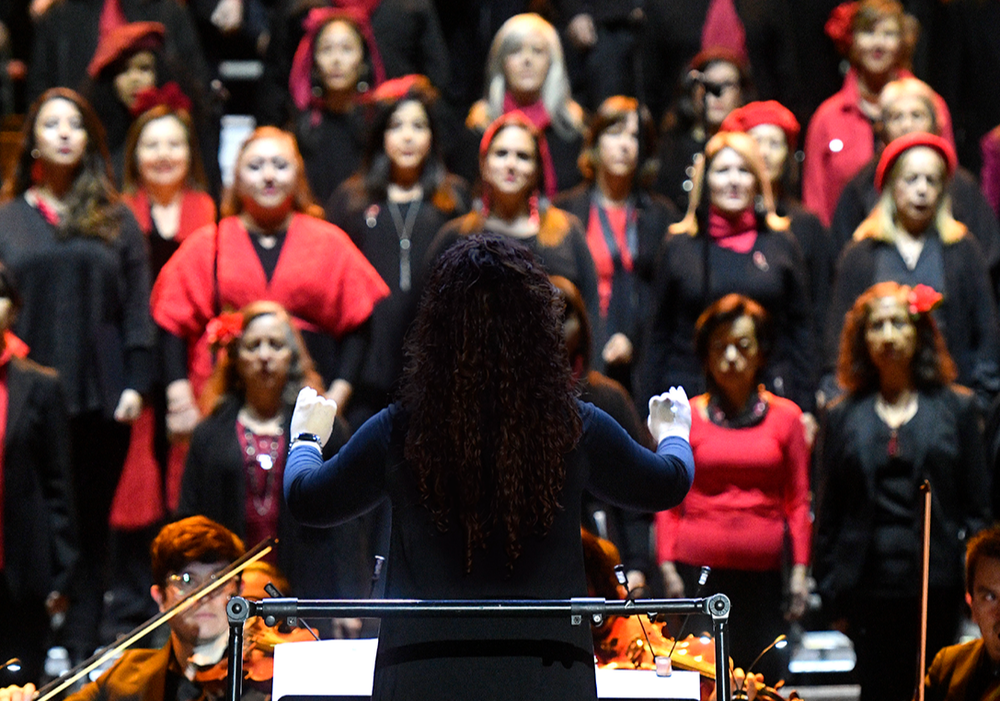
[114,388,143,423]
[647,386,692,444]
[166,379,200,438]
[290,387,337,448]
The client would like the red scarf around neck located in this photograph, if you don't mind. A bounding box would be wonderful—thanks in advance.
[708,206,757,253]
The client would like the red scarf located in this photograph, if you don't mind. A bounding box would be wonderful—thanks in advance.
[502,92,559,199]
[0,330,29,570]
[708,206,757,253]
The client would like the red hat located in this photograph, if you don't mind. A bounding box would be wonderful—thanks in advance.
[720,100,800,149]
[874,131,957,192]
[87,21,165,79]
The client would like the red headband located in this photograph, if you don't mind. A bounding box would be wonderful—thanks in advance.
[720,100,800,149]
[288,7,385,114]
[479,111,556,200]
[874,131,957,192]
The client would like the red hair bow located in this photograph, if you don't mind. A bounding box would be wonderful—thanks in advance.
[130,81,192,117]
[206,311,244,351]
[825,2,859,54]
[908,284,942,316]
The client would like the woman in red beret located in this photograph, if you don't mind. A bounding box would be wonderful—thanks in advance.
[325,75,467,429]
[825,132,1000,407]
[803,0,953,227]
[81,22,215,192]
[554,95,680,393]
[722,100,834,369]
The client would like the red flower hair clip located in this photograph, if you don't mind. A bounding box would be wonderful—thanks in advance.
[825,2,859,54]
[908,284,942,316]
[130,81,193,117]
[206,311,244,351]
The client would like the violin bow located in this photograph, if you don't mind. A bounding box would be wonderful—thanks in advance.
[916,480,931,701]
[34,537,276,701]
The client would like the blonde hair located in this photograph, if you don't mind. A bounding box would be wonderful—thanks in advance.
[669,131,789,236]
[853,146,965,244]
[877,77,941,136]
[479,13,582,139]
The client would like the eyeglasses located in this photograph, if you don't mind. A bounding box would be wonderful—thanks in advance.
[166,571,222,595]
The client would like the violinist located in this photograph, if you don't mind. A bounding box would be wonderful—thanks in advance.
[924,525,1000,701]
[0,516,262,701]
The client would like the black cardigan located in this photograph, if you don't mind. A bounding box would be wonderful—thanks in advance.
[177,396,370,600]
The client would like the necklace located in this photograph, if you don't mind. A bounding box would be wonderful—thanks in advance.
[387,199,421,292]
[239,422,285,516]
[874,390,918,458]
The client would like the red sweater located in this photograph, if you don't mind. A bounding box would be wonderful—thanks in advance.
[656,392,811,571]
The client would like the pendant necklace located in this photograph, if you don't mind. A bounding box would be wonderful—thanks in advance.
[387,199,421,292]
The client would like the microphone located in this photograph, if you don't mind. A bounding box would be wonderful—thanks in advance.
[662,566,711,664]
[735,634,787,700]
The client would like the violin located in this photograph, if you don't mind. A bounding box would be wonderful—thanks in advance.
[32,538,277,701]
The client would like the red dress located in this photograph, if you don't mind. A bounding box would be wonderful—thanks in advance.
[111,188,217,526]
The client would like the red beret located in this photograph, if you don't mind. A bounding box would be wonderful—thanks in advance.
[874,131,957,192]
[720,100,800,149]
[87,22,165,79]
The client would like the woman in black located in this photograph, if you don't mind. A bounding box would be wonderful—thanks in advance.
[325,74,467,429]
[289,8,382,204]
[0,88,155,662]
[555,95,679,391]
[815,280,990,701]
[284,234,695,701]
[641,129,814,414]
[177,301,362,636]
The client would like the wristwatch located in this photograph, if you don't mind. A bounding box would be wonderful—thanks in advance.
[289,432,323,452]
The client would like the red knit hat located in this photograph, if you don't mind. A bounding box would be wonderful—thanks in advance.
[874,131,957,192]
[87,21,164,79]
[720,100,800,149]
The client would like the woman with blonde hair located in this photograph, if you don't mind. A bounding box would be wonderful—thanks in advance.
[825,132,999,406]
[151,126,389,438]
[458,13,585,196]
[641,130,815,413]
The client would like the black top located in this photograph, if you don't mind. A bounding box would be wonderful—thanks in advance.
[779,198,835,353]
[294,108,366,205]
[0,197,155,416]
[177,395,367,600]
[814,386,991,602]
[429,210,601,333]
[553,184,680,371]
[325,177,469,420]
[825,229,1000,407]
[640,223,815,412]
[284,400,694,701]
[830,159,1000,293]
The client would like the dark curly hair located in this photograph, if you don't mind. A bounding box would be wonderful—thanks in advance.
[837,281,956,395]
[2,88,122,242]
[199,300,325,414]
[399,234,582,573]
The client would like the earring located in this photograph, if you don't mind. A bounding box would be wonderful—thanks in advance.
[30,148,40,159]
